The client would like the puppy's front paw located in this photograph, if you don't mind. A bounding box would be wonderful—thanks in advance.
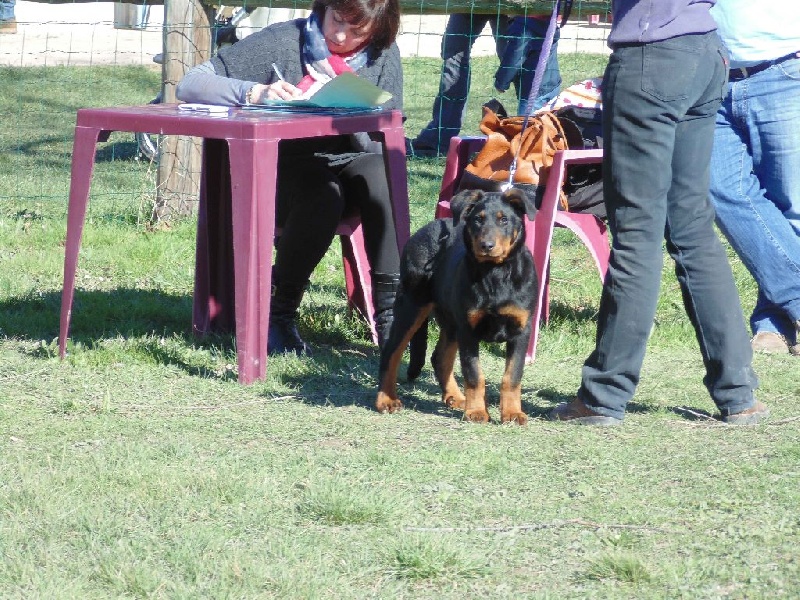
[501,411,528,426]
[375,391,403,414]
[442,385,466,410]
[463,408,490,423]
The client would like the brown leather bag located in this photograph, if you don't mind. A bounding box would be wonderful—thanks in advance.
[459,100,580,215]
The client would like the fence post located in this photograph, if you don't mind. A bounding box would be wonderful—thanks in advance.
[155,0,214,223]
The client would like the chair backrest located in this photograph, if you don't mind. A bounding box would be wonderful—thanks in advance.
[438,136,489,206]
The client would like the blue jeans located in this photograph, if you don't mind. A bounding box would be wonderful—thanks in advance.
[413,13,511,153]
[0,0,15,21]
[579,32,758,420]
[709,56,800,343]
[494,16,561,115]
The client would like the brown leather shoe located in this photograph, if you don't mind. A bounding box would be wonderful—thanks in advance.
[0,18,16,34]
[751,331,789,354]
[719,400,770,425]
[548,397,622,426]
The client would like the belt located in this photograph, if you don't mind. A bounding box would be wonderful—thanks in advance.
[729,51,800,81]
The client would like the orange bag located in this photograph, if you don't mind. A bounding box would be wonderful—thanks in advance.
[459,100,579,214]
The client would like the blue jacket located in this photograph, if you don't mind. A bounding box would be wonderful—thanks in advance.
[608,0,718,47]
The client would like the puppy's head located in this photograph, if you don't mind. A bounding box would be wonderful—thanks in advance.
[452,188,528,264]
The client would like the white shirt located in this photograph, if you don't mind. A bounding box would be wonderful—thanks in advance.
[711,0,800,68]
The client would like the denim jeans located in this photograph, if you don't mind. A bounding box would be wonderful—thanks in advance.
[494,16,562,115]
[413,13,509,153]
[0,0,15,21]
[709,56,800,343]
[578,32,758,420]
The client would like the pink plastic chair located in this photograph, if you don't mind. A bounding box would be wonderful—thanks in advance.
[335,215,379,343]
[435,136,610,363]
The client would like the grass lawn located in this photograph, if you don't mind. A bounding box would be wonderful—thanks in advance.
[0,58,798,598]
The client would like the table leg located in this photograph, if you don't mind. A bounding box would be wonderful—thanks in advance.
[227,137,278,384]
[381,119,411,251]
[59,125,104,358]
[193,138,235,335]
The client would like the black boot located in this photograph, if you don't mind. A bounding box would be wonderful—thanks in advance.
[372,272,400,349]
[268,276,312,357]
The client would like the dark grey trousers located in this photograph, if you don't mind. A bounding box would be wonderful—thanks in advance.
[579,32,758,419]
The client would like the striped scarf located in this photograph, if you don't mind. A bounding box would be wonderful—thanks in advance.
[298,11,370,95]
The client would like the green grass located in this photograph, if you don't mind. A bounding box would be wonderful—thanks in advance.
[1,59,799,599]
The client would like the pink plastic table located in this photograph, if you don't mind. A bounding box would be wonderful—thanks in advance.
[59,103,410,384]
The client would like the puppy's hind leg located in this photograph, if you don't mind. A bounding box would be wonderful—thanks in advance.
[375,299,433,414]
[406,318,428,381]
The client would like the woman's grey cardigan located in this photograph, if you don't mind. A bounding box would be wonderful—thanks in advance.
[176,18,404,157]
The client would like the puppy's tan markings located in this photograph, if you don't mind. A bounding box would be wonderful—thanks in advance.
[499,357,527,425]
[463,372,489,423]
[467,308,486,330]
[497,304,530,330]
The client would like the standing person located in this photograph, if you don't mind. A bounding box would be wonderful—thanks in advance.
[708,1,800,356]
[0,0,15,34]
[407,12,560,158]
[177,0,403,356]
[549,0,769,426]
[493,15,562,116]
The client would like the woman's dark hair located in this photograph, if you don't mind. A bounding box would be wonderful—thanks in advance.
[311,0,400,51]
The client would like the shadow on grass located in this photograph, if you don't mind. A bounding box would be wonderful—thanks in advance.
[0,288,240,380]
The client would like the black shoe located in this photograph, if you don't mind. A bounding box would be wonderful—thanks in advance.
[268,315,312,356]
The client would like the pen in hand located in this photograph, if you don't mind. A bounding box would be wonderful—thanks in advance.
[269,63,303,100]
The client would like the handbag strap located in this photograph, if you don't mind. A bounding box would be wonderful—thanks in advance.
[505,0,567,190]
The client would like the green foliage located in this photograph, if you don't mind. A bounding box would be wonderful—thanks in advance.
[0,61,798,599]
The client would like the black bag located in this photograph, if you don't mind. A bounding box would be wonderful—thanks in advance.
[554,105,606,220]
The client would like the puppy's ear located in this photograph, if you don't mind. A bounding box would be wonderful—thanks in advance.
[451,189,484,224]
[502,187,536,220]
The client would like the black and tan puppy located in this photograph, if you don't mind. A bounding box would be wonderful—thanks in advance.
[375,188,537,424]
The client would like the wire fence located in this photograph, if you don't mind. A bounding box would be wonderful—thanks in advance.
[0,1,612,214]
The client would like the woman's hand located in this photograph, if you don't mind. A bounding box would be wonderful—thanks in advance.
[251,81,303,103]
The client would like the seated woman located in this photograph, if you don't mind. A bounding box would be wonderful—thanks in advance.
[177,0,403,356]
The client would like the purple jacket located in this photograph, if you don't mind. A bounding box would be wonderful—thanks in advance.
[608,0,718,47]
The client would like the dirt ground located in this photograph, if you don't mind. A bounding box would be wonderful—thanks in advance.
[0,1,609,67]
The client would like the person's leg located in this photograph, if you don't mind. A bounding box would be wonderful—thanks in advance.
[411,13,491,156]
[336,153,401,346]
[0,0,15,19]
[555,33,760,423]
[663,34,759,417]
[0,0,16,33]
[488,13,511,59]
[514,18,562,114]
[272,156,345,355]
[566,43,672,421]
[709,59,800,348]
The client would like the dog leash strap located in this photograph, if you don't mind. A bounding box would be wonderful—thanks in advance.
[505,0,564,190]
[521,0,563,118]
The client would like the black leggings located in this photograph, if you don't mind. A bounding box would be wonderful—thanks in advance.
[274,152,401,289]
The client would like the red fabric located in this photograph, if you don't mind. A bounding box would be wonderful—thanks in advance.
[297,54,354,93]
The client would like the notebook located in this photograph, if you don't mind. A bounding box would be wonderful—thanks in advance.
[252,72,392,110]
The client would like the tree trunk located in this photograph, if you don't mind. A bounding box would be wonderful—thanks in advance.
[153,0,214,223]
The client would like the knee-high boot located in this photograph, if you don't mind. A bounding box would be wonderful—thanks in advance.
[372,272,400,350]
[268,273,312,356]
